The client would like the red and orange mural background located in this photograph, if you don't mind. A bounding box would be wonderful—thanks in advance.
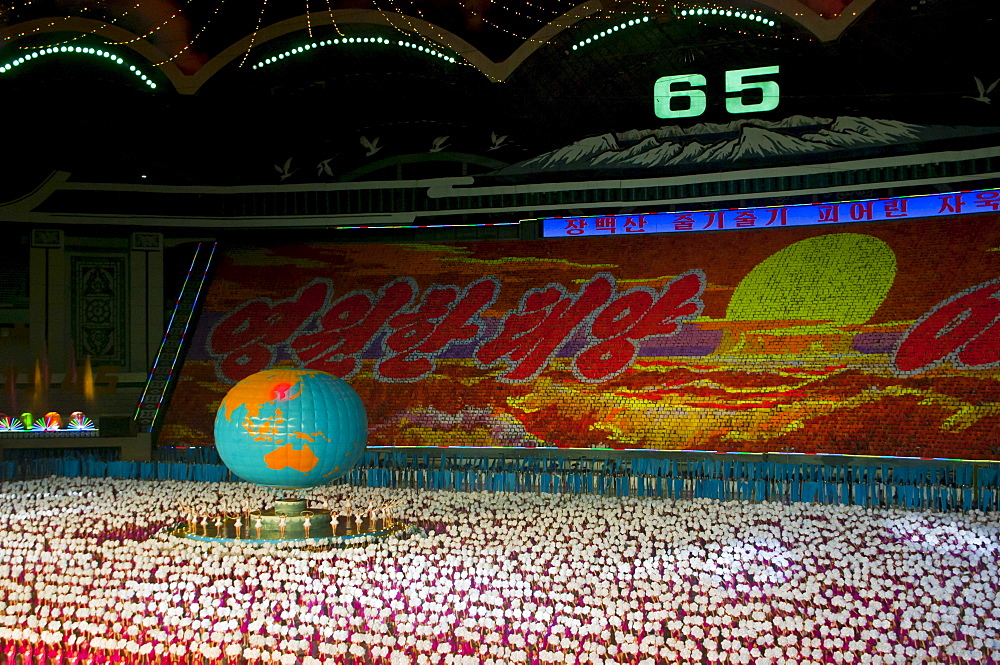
[161,214,1000,459]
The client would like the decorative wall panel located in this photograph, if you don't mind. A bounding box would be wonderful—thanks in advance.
[71,256,127,367]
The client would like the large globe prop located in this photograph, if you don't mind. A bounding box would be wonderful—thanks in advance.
[214,368,367,489]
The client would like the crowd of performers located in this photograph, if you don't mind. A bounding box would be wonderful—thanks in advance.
[0,476,997,664]
[180,499,400,540]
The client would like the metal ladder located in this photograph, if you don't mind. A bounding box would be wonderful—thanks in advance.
[134,241,217,434]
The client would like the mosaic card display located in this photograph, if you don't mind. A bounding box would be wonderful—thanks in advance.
[161,213,1000,459]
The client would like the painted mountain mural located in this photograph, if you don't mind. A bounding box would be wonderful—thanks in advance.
[496,116,1000,175]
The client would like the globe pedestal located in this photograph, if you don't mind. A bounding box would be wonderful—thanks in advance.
[178,502,409,545]
[253,506,333,539]
[274,498,307,515]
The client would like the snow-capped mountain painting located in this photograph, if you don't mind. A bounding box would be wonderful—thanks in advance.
[496,116,1000,176]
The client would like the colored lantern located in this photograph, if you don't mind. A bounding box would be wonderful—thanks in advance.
[214,368,368,490]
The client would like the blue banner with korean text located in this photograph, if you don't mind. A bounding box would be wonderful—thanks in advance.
[539,189,1000,237]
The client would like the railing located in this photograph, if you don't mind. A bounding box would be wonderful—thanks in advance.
[3,448,997,512]
[134,241,217,434]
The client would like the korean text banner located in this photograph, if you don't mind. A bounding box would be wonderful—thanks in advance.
[542,190,1000,238]
[162,214,1000,460]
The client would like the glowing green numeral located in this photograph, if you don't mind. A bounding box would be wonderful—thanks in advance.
[725,65,780,114]
[653,73,708,119]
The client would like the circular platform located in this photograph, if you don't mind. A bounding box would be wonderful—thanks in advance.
[176,502,412,547]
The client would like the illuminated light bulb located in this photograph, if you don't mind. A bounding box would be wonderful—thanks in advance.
[628,18,635,24]
[585,37,591,43]
[116,58,123,63]
[397,40,403,45]
[643,15,650,20]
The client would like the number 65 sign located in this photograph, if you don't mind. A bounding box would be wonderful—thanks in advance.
[653,65,780,118]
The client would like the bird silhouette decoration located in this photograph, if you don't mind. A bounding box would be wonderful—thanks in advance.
[964,76,998,104]
[487,131,508,151]
[274,158,296,181]
[316,158,335,177]
[360,136,382,156]
[430,136,450,153]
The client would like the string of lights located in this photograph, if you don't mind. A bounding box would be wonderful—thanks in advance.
[0,45,158,88]
[491,1,560,26]
[679,6,777,27]
[571,15,651,51]
[240,0,272,67]
[250,35,459,70]
[153,0,227,66]
[370,0,461,64]
[477,12,554,44]
[322,0,347,37]
[0,13,96,49]
[332,221,520,230]
[21,0,146,51]
[104,11,181,46]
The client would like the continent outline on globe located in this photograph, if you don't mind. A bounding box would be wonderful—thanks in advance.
[214,368,368,490]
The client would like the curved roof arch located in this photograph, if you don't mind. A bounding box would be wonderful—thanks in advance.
[0,17,188,92]
[0,0,874,94]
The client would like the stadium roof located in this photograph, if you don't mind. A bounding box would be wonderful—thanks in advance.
[1,0,997,228]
